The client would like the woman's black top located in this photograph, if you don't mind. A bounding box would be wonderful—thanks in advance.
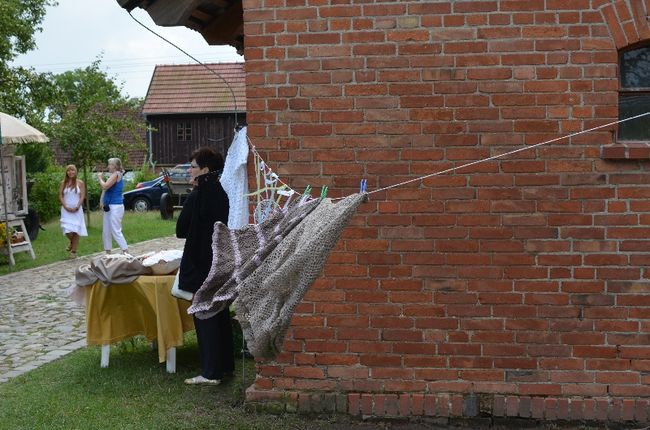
[176,171,229,293]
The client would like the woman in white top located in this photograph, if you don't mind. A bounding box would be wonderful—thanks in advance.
[59,164,87,258]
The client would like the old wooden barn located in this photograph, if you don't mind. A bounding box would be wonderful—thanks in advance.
[142,62,246,165]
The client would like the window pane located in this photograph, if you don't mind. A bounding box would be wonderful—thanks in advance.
[618,93,650,140]
[621,46,650,88]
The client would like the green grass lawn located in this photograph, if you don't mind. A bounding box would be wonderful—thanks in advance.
[0,335,355,430]
[0,210,368,429]
[0,210,176,275]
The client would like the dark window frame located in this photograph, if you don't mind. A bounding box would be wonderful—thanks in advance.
[618,44,650,142]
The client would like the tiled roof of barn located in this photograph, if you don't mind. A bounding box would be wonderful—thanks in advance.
[142,62,245,115]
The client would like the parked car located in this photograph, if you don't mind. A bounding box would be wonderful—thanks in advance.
[124,164,194,212]
[135,163,191,189]
[123,177,168,212]
[134,176,161,189]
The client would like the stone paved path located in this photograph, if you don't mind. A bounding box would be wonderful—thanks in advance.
[0,236,184,383]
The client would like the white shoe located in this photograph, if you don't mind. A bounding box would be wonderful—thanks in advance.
[184,375,220,385]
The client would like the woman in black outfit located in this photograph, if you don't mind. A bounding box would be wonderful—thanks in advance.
[176,147,234,385]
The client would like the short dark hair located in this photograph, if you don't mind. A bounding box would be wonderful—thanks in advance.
[190,147,224,172]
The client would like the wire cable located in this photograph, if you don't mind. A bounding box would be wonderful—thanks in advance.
[127,11,239,124]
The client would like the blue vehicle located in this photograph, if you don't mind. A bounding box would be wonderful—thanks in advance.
[123,177,168,212]
[134,176,161,189]
[124,164,193,213]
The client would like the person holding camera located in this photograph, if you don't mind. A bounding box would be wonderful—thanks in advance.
[97,157,128,254]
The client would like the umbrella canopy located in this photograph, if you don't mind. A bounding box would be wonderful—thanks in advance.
[0,112,49,144]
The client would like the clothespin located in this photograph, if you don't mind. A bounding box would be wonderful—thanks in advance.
[265,172,279,185]
[320,186,328,199]
[276,185,293,205]
[299,185,312,204]
[282,191,295,211]
[360,179,367,193]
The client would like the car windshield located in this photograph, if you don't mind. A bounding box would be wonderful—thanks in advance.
[168,164,191,182]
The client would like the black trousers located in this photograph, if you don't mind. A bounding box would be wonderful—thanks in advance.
[193,308,235,380]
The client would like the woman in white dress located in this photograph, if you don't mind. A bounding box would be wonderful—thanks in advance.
[59,164,87,258]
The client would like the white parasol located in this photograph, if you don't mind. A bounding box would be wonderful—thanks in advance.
[0,112,49,265]
[0,112,49,144]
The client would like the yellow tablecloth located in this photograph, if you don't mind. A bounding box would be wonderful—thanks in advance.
[85,275,194,362]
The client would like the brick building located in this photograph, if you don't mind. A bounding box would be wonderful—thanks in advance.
[121,0,650,425]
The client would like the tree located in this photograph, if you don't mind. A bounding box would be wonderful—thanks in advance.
[7,67,60,174]
[0,0,58,172]
[52,60,146,171]
[0,0,54,64]
[0,0,57,119]
[50,60,146,223]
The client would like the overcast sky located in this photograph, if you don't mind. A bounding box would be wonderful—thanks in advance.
[11,0,244,99]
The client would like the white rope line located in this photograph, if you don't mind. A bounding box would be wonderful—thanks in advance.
[365,111,650,197]
[245,112,650,202]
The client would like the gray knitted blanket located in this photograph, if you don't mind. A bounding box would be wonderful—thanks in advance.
[189,193,366,358]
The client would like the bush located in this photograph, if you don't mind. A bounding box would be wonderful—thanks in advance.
[16,142,53,174]
[29,166,105,222]
[29,166,64,223]
[83,172,103,209]
[133,164,159,183]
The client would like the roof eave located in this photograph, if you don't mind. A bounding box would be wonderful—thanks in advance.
[115,0,244,54]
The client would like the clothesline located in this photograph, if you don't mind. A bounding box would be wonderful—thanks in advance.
[244,111,650,203]
[363,111,650,198]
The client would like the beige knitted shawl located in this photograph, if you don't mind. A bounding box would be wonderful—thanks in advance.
[189,193,367,358]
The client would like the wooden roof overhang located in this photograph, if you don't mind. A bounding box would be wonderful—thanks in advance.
[116,0,243,53]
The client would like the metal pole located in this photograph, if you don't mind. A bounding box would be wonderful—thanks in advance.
[0,122,13,269]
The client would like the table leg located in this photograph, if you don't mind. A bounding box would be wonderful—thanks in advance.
[166,347,176,373]
[101,345,110,368]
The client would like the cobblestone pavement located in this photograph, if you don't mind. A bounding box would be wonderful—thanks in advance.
[0,236,184,383]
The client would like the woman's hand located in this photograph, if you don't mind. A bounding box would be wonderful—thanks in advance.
[98,171,117,190]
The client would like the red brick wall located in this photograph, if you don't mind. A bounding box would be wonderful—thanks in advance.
[242,0,650,424]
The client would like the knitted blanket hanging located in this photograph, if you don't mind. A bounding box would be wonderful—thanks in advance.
[188,192,367,358]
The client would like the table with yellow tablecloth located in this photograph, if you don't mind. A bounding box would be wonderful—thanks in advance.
[85,275,194,369]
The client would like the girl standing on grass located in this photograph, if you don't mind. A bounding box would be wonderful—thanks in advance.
[59,164,87,259]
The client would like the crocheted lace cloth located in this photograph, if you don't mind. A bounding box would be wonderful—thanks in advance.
[189,193,367,358]
[219,127,249,229]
